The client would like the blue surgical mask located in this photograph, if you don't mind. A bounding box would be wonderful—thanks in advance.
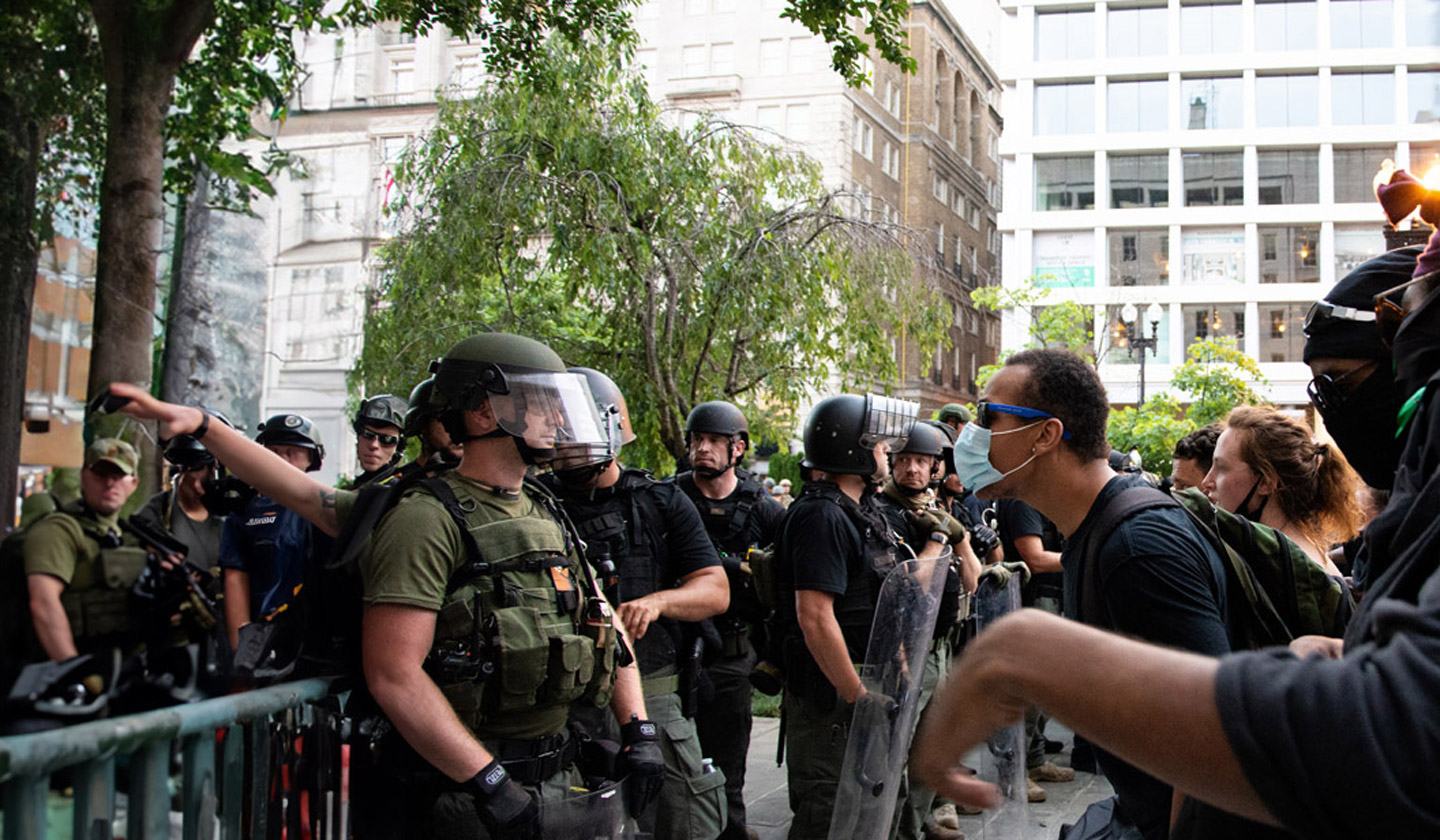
[952,420,1042,494]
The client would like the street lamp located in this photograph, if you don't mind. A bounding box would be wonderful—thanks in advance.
[1120,301,1165,404]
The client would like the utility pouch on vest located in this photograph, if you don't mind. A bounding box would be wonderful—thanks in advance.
[63,546,148,640]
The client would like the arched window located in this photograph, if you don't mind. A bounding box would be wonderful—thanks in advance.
[934,51,948,133]
[953,72,965,151]
[970,88,983,161]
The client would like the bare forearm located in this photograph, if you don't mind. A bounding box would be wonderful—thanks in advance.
[224,569,250,650]
[370,665,493,781]
[915,610,1275,824]
[29,594,77,661]
[646,571,728,622]
[797,592,861,702]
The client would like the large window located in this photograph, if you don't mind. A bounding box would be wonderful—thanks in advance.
[1259,304,1308,362]
[1181,76,1243,129]
[1035,83,1095,134]
[1254,1,1317,50]
[1258,225,1320,283]
[1331,0,1393,48]
[1108,80,1168,132]
[1334,225,1387,278]
[1256,75,1319,127]
[1184,304,1246,349]
[1413,144,1440,176]
[1409,72,1440,123]
[1036,156,1096,211]
[1334,146,1396,202]
[1257,149,1320,204]
[1034,231,1096,287]
[1107,304,1171,364]
[1333,73,1395,125]
[1183,151,1244,206]
[1108,229,1170,286]
[1181,228,1245,285]
[1181,3,1243,53]
[1409,0,1440,45]
[1108,6,1168,57]
[1110,154,1170,207]
[1035,9,1095,59]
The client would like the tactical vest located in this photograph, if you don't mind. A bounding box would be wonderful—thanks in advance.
[675,469,771,624]
[423,476,618,741]
[778,483,901,658]
[48,502,149,648]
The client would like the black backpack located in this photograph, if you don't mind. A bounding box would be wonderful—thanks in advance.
[1074,485,1353,650]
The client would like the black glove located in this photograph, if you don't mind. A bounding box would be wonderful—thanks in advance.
[969,522,1001,557]
[620,716,666,819]
[466,760,540,839]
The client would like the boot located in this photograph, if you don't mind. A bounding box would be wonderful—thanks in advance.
[1028,761,1075,783]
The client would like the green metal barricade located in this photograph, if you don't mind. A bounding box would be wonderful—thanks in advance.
[0,678,332,840]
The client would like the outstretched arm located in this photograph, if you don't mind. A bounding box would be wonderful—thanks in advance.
[911,609,1277,826]
[107,382,341,536]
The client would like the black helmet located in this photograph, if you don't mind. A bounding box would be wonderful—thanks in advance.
[894,419,948,458]
[802,393,919,476]
[684,401,750,446]
[428,333,606,463]
[551,367,635,473]
[354,394,407,433]
[405,377,439,437]
[164,410,233,468]
[256,413,325,472]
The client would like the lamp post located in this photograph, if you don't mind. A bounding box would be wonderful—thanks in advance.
[1121,302,1165,405]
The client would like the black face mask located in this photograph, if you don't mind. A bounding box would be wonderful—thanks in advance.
[1314,366,1402,490]
[1236,477,1269,523]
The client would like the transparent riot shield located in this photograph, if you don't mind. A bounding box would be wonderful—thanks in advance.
[962,574,1028,840]
[538,779,641,839]
[828,550,951,840]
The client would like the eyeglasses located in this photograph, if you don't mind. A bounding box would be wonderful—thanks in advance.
[1306,361,1379,413]
[1302,300,1376,338]
[358,428,401,447]
[1373,274,1432,347]
[975,401,1072,439]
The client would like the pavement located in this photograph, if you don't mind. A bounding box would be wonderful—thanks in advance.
[743,716,1114,840]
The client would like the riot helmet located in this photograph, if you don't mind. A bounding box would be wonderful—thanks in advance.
[894,420,947,458]
[354,394,407,433]
[935,403,971,428]
[801,393,919,476]
[428,332,606,464]
[550,367,636,475]
[405,377,440,437]
[256,413,325,472]
[685,400,750,478]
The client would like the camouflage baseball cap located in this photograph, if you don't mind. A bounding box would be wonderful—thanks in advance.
[84,438,138,475]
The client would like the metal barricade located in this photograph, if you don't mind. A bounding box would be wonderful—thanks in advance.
[0,678,331,840]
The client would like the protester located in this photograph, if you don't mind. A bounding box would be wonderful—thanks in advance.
[1170,424,1221,492]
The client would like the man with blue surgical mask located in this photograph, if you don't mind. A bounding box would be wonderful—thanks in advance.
[950,348,1231,840]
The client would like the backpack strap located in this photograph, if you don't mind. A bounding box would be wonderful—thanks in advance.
[1075,484,1179,628]
[418,477,492,597]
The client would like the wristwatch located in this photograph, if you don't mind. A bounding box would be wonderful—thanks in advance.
[928,531,949,545]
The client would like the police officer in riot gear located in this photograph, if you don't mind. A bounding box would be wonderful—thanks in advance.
[671,400,784,840]
[777,394,946,839]
[352,394,408,486]
[358,334,663,838]
[540,367,730,838]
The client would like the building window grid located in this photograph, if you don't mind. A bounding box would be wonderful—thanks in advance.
[1331,0,1394,48]
[1253,0,1318,50]
[1332,72,1395,125]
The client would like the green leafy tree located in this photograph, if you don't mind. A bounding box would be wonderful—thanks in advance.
[1107,338,1268,476]
[356,39,946,471]
[970,277,1103,390]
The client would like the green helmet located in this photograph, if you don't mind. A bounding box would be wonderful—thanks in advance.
[256,413,325,472]
[354,394,407,433]
[936,403,971,425]
[429,332,606,462]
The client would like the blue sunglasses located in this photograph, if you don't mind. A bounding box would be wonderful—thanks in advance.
[975,401,1072,439]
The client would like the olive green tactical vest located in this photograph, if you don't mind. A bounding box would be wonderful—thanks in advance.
[51,503,149,646]
[427,479,617,741]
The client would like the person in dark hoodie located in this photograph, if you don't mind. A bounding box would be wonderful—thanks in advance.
[911,171,1440,840]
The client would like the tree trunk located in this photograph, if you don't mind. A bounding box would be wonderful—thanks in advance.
[0,92,42,531]
[88,0,213,490]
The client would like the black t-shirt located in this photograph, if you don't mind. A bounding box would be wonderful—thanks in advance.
[1212,379,1440,840]
[996,499,1063,602]
[779,484,873,660]
[544,471,719,672]
[1063,474,1232,840]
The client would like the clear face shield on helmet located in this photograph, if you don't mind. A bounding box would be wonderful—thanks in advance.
[486,371,607,458]
[548,402,623,473]
[860,393,921,452]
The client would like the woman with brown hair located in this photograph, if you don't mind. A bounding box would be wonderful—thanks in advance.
[1202,405,1364,575]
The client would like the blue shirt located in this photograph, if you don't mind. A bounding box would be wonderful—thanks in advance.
[219,495,315,620]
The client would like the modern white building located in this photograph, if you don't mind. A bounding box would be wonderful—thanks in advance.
[995,0,1440,406]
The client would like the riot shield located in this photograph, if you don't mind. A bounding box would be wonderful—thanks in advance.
[828,550,951,840]
[538,779,642,839]
[963,575,1028,840]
